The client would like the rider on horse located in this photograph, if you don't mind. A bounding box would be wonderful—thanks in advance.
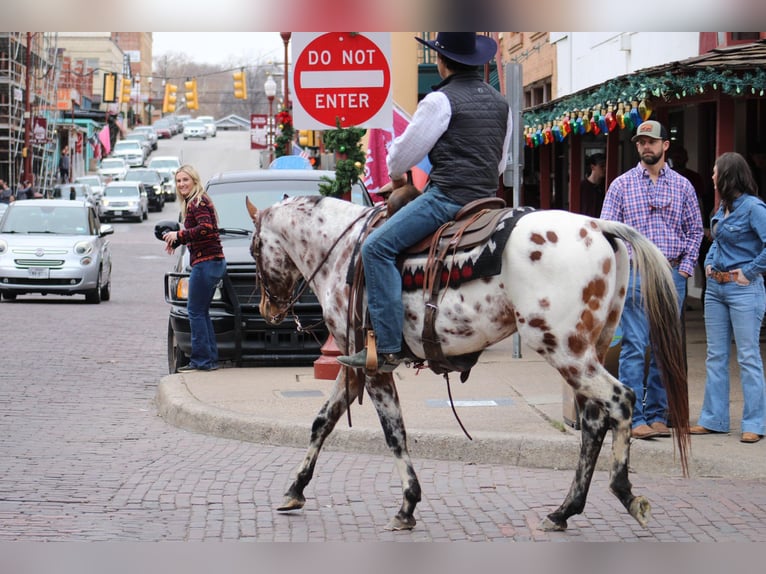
[337,32,513,373]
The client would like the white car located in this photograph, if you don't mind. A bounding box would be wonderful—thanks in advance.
[197,115,217,138]
[0,199,114,303]
[183,120,207,140]
[133,126,158,150]
[147,156,182,201]
[100,181,148,222]
[74,175,104,201]
[97,158,128,182]
[111,140,145,167]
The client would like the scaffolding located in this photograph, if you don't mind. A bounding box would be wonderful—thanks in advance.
[0,32,59,196]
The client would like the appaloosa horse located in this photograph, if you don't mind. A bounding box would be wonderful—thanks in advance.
[246,195,689,532]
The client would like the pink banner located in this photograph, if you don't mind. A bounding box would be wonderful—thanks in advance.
[98,125,111,155]
[364,103,431,195]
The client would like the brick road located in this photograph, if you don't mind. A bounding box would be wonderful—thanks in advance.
[1,209,765,542]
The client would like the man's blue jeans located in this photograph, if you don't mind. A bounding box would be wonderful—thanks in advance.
[618,266,686,428]
[188,258,226,369]
[362,186,462,354]
[698,275,766,435]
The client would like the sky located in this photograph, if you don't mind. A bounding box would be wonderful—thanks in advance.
[152,33,289,66]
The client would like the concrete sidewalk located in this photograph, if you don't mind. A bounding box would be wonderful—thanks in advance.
[155,303,766,481]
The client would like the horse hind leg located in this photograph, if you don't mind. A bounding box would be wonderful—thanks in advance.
[541,374,650,531]
[542,398,610,531]
[277,370,361,512]
[365,373,421,531]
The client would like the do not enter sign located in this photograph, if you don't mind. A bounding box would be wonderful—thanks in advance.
[292,32,392,130]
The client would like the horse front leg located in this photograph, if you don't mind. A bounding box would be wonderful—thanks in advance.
[277,369,361,512]
[541,398,609,531]
[366,373,421,531]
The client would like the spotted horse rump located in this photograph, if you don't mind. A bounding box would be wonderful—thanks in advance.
[246,195,690,533]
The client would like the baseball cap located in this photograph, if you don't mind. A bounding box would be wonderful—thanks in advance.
[631,120,668,142]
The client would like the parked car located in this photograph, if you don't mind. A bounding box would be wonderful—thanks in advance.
[100,181,148,222]
[122,168,165,212]
[161,169,373,373]
[123,133,152,159]
[52,183,95,204]
[97,157,128,182]
[132,126,158,150]
[0,199,113,303]
[183,119,206,140]
[74,175,104,201]
[151,119,173,139]
[111,140,145,167]
[197,115,217,138]
[147,156,181,201]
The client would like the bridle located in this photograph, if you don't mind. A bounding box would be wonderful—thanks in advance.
[252,203,383,325]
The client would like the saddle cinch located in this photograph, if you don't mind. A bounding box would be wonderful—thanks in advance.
[348,196,529,381]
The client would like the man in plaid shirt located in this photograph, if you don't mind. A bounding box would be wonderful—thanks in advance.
[601,120,703,440]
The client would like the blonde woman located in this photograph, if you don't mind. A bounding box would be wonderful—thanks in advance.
[163,165,225,372]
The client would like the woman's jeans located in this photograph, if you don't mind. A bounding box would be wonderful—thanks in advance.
[362,186,462,354]
[698,275,766,435]
[188,258,226,369]
[618,266,687,428]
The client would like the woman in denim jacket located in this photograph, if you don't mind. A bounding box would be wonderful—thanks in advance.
[691,152,766,443]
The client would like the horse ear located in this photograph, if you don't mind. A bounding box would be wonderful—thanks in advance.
[245,196,258,222]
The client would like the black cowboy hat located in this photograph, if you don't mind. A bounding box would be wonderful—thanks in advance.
[415,33,497,66]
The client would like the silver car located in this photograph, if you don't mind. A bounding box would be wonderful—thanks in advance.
[183,120,207,140]
[98,157,128,182]
[111,140,145,167]
[0,199,114,303]
[100,181,148,222]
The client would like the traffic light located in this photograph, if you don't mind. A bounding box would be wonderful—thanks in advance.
[185,78,199,111]
[103,72,117,103]
[120,76,132,104]
[233,69,247,100]
[162,83,178,114]
[298,130,315,147]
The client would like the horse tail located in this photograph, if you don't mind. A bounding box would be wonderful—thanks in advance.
[596,219,690,477]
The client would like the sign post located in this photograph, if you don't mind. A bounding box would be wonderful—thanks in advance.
[292,32,392,130]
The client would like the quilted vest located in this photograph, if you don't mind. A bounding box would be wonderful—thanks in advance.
[427,72,509,205]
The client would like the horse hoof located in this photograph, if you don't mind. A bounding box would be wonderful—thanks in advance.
[276,496,305,512]
[384,515,416,531]
[629,496,651,528]
[540,516,567,531]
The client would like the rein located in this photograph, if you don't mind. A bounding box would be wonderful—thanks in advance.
[253,204,376,324]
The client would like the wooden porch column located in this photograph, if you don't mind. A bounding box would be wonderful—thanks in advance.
[716,95,735,156]
[539,144,552,209]
[568,137,582,213]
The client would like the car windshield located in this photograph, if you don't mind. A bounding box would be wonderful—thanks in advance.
[114,141,140,151]
[1,205,90,235]
[101,160,124,168]
[186,121,204,127]
[207,178,369,231]
[76,177,101,186]
[104,186,140,197]
[149,160,179,169]
[125,171,158,183]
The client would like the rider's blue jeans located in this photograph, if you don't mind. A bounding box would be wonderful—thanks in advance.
[362,185,462,354]
[618,266,686,429]
[697,275,766,435]
[188,257,226,369]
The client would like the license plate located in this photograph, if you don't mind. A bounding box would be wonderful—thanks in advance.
[114,210,123,216]
[28,267,50,279]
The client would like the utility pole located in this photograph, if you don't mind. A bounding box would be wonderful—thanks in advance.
[23,32,33,184]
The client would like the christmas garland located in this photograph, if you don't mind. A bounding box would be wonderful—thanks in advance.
[318,119,366,197]
[274,109,295,158]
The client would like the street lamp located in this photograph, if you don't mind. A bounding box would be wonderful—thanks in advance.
[280,32,292,155]
[264,75,277,164]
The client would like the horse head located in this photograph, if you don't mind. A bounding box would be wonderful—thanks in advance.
[246,196,303,325]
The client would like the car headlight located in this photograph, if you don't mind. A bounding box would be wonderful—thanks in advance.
[0,239,7,254]
[74,241,93,256]
[168,276,222,302]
